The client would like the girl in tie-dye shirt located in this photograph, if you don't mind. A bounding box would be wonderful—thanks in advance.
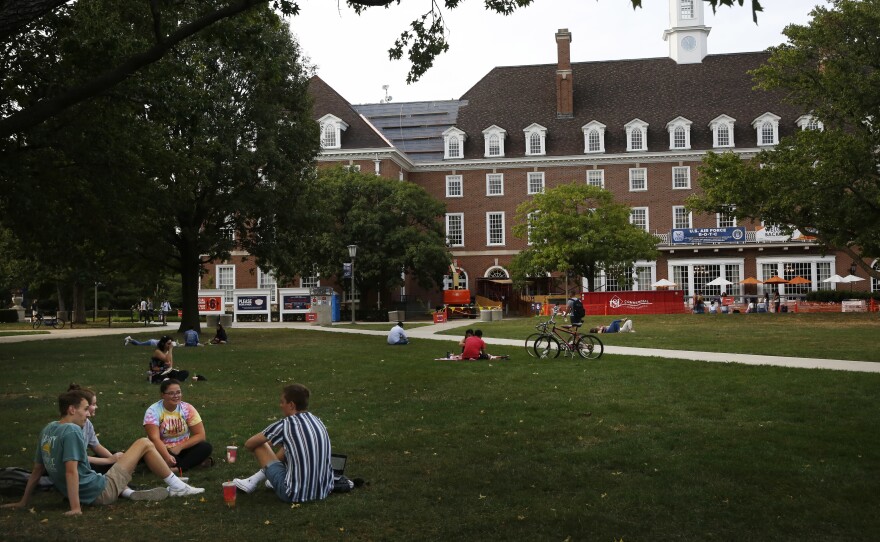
[143,379,213,472]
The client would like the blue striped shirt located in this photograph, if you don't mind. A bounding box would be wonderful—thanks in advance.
[263,412,334,502]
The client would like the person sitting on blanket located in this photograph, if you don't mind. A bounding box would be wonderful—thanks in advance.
[460,330,510,360]
[458,329,474,353]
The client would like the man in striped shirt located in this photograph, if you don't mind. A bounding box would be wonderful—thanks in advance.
[232,384,334,503]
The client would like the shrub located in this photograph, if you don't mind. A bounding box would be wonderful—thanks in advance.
[806,290,879,303]
[0,309,20,323]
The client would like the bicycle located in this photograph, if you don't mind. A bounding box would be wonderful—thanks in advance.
[523,318,552,357]
[31,312,65,330]
[532,307,603,360]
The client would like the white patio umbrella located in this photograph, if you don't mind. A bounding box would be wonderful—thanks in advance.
[841,274,865,283]
[822,274,847,283]
[651,278,677,288]
[706,277,733,287]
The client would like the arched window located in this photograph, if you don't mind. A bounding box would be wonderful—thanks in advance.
[631,129,643,151]
[321,124,336,148]
[761,122,774,145]
[488,134,500,156]
[529,132,542,154]
[448,136,460,158]
[486,267,509,279]
[588,130,600,152]
[674,126,686,148]
[717,124,730,146]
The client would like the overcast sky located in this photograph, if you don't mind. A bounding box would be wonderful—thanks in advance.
[289,0,827,105]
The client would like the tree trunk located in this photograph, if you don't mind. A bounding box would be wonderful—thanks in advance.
[55,282,66,312]
[178,239,202,334]
[72,282,86,324]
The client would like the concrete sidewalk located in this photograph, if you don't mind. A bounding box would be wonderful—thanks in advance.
[2,319,879,374]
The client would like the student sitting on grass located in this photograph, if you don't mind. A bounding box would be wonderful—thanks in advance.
[1,390,204,516]
[66,384,122,474]
[387,321,408,345]
[210,323,228,345]
[144,379,213,473]
[150,337,189,383]
[233,384,334,503]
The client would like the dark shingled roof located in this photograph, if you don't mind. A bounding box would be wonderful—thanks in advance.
[354,100,466,162]
[457,52,803,159]
[308,76,391,150]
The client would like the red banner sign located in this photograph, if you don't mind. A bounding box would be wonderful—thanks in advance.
[582,290,687,315]
[198,296,224,313]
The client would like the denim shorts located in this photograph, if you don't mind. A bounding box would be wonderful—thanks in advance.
[264,461,292,502]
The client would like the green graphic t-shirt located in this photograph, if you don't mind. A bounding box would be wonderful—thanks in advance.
[35,421,106,504]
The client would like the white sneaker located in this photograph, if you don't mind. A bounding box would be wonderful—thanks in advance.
[233,477,260,494]
[169,484,204,497]
[265,480,274,489]
[124,336,132,346]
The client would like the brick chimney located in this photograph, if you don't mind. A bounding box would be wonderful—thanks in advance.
[556,28,573,118]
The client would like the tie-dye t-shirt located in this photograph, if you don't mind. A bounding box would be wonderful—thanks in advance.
[143,400,202,447]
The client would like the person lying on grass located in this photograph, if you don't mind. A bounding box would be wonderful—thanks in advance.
[1,390,204,515]
[233,384,334,503]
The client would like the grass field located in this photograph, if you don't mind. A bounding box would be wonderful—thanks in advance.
[1,323,879,541]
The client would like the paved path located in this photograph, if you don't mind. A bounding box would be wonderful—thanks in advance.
[2,320,878,374]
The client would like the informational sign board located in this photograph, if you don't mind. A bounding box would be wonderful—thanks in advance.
[197,289,225,315]
[671,227,746,244]
[279,288,311,319]
[582,290,688,315]
[232,288,271,322]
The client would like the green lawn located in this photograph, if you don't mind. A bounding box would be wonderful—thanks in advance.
[1,327,879,541]
[444,312,880,362]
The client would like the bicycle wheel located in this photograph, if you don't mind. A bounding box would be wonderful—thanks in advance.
[52,319,64,329]
[524,333,547,357]
[533,336,562,359]
[32,319,41,329]
[576,335,604,360]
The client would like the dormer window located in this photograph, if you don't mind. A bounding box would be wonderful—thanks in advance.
[796,114,824,131]
[666,116,692,150]
[625,119,649,152]
[752,112,781,146]
[582,121,606,153]
[443,127,467,159]
[482,125,507,158]
[318,114,348,150]
[709,114,736,148]
[523,123,547,156]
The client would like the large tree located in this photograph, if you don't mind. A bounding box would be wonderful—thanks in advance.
[267,166,450,310]
[510,184,659,292]
[0,0,762,137]
[688,0,880,278]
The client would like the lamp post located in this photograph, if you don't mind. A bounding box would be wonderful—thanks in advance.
[348,244,358,324]
[850,262,857,276]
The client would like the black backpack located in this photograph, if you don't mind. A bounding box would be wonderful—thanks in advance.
[570,298,585,321]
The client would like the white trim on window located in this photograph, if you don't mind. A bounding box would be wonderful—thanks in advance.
[625,118,649,152]
[486,173,504,196]
[708,114,736,148]
[318,114,348,150]
[630,207,649,232]
[716,206,737,228]
[795,114,824,131]
[445,175,463,198]
[482,125,506,157]
[672,166,691,189]
[216,264,235,303]
[258,268,278,303]
[666,116,692,150]
[527,172,545,195]
[581,120,606,153]
[523,123,547,156]
[673,205,692,229]
[586,169,605,188]
[629,168,647,192]
[486,212,505,246]
[527,211,539,246]
[443,127,467,159]
[752,112,781,146]
[445,213,464,247]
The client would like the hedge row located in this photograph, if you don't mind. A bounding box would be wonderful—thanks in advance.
[806,290,880,303]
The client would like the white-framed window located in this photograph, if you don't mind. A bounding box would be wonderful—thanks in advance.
[445,175,463,198]
[629,168,647,191]
[630,207,649,232]
[673,206,692,229]
[666,116,692,150]
[527,172,545,195]
[680,0,694,19]
[347,164,361,172]
[672,166,691,189]
[446,213,464,247]
[709,115,736,148]
[717,206,737,228]
[258,268,277,303]
[796,114,824,131]
[625,119,649,152]
[221,215,236,241]
[216,265,235,303]
[300,274,319,289]
[318,114,348,150]
[482,125,506,158]
[752,112,781,146]
[582,121,606,153]
[443,127,466,159]
[527,211,539,245]
[586,169,605,188]
[486,212,505,246]
[523,123,547,156]
[486,173,504,196]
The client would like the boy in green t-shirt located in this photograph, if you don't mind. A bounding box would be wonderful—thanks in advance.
[2,390,204,515]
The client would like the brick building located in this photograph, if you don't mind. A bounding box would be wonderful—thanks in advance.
[204,0,876,313]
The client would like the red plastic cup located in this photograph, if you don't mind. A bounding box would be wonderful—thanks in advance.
[222,481,236,508]
[226,446,238,463]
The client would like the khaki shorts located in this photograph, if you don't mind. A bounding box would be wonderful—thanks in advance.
[92,463,133,505]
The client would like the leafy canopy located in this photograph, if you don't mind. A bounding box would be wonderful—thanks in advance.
[510,183,658,292]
